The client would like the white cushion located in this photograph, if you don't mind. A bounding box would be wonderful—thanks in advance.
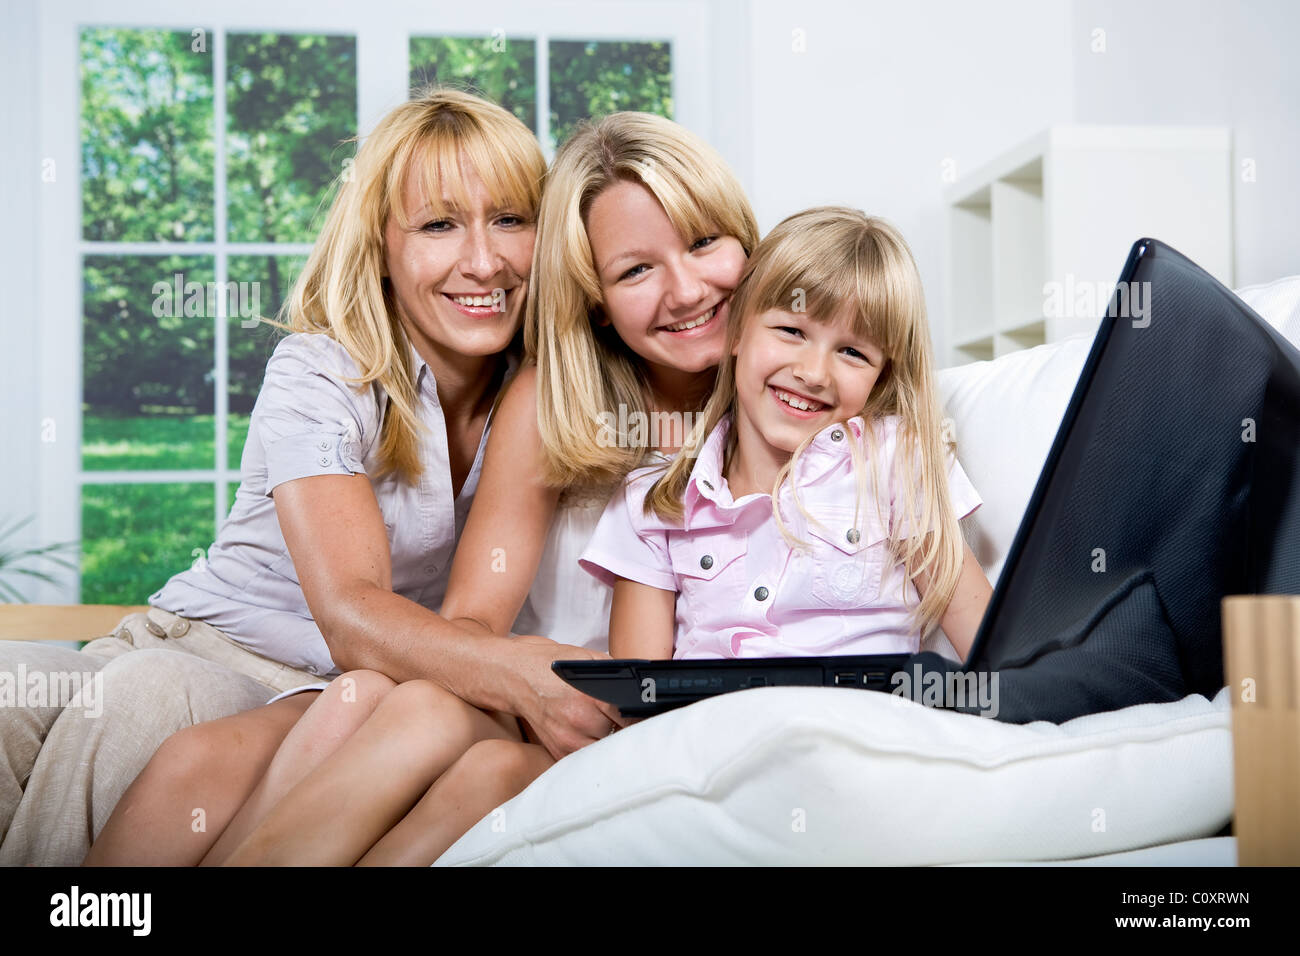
[435,684,1231,866]
[1234,274,1300,343]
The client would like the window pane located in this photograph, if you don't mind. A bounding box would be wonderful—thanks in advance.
[548,41,672,149]
[81,483,216,604]
[80,28,215,242]
[83,256,216,471]
[226,33,357,243]
[227,254,305,467]
[409,36,537,132]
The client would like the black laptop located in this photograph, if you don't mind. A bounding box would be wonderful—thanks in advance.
[555,238,1300,717]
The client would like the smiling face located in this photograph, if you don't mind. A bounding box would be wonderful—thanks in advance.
[730,306,886,479]
[383,158,535,375]
[585,179,747,390]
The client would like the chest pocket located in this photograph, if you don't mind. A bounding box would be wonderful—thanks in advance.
[803,506,888,608]
[669,528,747,588]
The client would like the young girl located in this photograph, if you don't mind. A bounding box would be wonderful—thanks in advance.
[581,206,994,663]
[88,110,759,866]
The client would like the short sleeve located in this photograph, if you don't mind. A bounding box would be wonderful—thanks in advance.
[887,417,983,538]
[252,334,377,496]
[578,471,677,592]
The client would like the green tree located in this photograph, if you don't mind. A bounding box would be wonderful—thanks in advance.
[80,28,214,241]
[410,36,536,130]
[549,41,672,148]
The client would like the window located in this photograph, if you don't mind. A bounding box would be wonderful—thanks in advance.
[37,2,709,604]
[78,27,352,603]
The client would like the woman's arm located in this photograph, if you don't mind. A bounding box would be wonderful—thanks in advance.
[439,364,560,636]
[609,577,676,659]
[277,365,625,759]
[913,538,993,661]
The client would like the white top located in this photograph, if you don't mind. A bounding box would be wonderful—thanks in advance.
[510,486,615,652]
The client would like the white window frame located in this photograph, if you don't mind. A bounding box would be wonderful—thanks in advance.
[35,0,711,602]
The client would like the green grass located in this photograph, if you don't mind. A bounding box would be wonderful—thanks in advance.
[83,414,251,470]
[80,482,220,604]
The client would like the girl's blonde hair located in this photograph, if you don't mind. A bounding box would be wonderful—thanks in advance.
[525,111,759,488]
[646,207,964,638]
[280,87,546,483]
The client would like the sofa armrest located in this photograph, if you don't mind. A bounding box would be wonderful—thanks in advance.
[0,605,148,641]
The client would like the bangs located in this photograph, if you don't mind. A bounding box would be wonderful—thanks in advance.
[747,231,895,350]
[642,167,755,255]
[390,117,543,229]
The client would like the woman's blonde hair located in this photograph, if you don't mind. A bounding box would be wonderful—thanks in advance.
[279,87,546,483]
[645,207,964,638]
[525,112,759,489]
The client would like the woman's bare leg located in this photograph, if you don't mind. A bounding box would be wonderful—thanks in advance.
[200,670,398,865]
[217,679,521,866]
[358,738,553,867]
[83,692,319,866]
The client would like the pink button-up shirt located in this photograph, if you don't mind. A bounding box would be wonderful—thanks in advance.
[580,413,982,659]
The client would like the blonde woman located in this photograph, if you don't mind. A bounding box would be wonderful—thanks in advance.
[22,86,588,868]
[86,111,759,866]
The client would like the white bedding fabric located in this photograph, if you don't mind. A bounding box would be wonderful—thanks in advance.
[435,685,1231,866]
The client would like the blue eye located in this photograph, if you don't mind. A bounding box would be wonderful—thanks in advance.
[620,264,649,281]
[421,219,453,233]
[777,326,803,337]
[691,236,718,251]
[497,214,526,227]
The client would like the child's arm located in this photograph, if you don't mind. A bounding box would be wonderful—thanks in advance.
[609,577,676,659]
[914,538,993,661]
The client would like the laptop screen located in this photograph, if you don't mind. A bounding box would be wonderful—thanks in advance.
[966,238,1300,706]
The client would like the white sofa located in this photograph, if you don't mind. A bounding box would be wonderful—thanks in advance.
[435,275,1300,866]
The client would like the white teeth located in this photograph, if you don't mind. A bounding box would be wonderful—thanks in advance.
[662,304,716,333]
[774,389,824,412]
[452,294,499,307]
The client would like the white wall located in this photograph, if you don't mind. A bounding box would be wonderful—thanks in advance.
[0,0,50,598]
[742,0,1075,361]
[737,0,1300,360]
[1070,0,1300,287]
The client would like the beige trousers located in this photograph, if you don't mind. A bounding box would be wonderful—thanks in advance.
[0,608,322,866]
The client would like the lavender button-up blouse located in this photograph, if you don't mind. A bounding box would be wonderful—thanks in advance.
[150,332,515,677]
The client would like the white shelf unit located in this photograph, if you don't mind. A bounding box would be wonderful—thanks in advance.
[944,125,1233,366]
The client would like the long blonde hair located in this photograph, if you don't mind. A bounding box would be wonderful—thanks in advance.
[646,207,964,638]
[280,87,546,483]
[525,112,759,489]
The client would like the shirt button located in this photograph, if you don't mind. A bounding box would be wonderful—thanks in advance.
[424,565,436,574]
[319,456,331,467]
[831,429,844,441]
[699,555,714,570]
[169,618,190,638]
[846,528,861,544]
[702,480,714,491]
[318,440,330,451]
[753,586,769,601]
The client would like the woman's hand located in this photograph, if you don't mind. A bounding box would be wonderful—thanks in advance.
[503,638,629,760]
